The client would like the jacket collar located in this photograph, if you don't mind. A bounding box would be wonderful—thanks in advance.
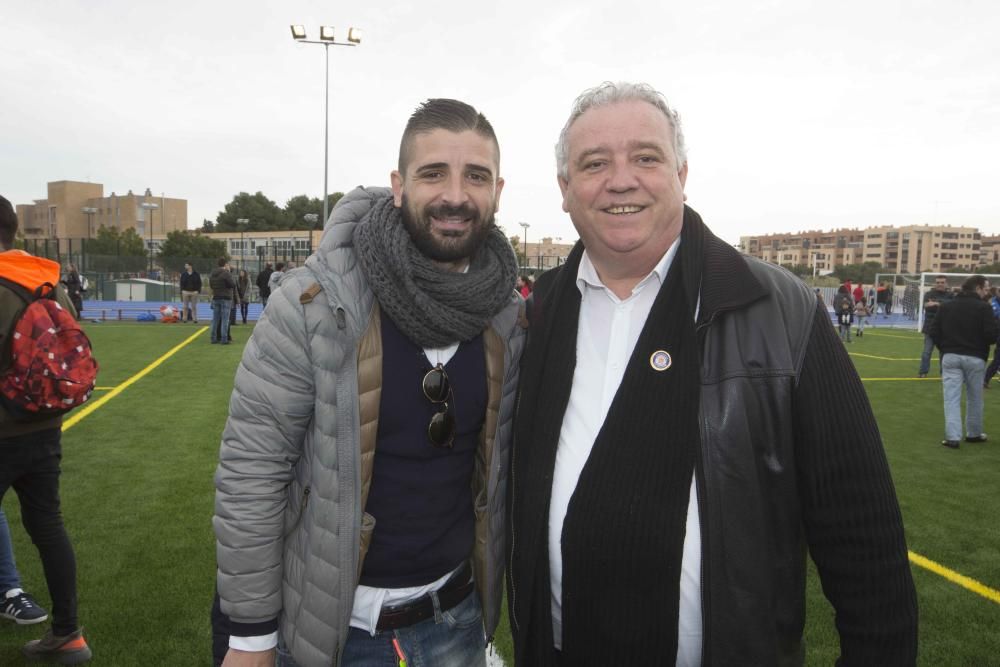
[681,205,769,327]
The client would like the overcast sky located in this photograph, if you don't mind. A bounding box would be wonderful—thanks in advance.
[3,0,999,245]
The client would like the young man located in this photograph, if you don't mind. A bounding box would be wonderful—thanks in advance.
[507,82,917,666]
[214,99,523,667]
[929,275,998,448]
[0,195,91,663]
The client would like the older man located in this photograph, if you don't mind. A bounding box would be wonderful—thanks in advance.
[507,82,917,666]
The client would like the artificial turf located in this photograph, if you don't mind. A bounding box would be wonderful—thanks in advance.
[0,321,997,665]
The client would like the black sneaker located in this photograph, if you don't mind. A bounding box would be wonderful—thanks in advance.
[1,589,48,625]
[22,627,92,664]
[941,440,960,449]
[965,434,988,443]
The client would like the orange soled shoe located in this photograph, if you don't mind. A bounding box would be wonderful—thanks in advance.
[22,627,92,664]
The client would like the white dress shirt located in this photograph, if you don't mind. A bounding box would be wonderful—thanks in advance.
[548,240,703,666]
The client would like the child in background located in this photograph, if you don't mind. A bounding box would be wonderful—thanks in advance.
[854,299,869,338]
[838,301,854,343]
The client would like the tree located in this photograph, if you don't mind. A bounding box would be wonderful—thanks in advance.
[780,263,813,278]
[977,261,1000,274]
[215,192,286,231]
[215,191,346,231]
[86,226,147,274]
[283,193,345,229]
[509,234,526,268]
[831,261,884,285]
[158,230,228,274]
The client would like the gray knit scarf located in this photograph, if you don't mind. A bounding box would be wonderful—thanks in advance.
[353,194,518,348]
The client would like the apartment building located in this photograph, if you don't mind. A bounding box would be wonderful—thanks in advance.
[739,228,865,274]
[980,235,1000,265]
[740,224,984,273]
[15,181,187,245]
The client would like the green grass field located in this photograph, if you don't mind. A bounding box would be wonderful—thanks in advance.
[1,321,998,665]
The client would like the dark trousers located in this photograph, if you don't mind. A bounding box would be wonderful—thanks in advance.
[239,301,249,324]
[986,336,1000,383]
[211,589,229,666]
[229,300,238,326]
[0,428,79,635]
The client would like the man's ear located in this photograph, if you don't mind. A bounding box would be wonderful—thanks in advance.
[558,175,570,213]
[390,171,404,207]
[494,176,505,212]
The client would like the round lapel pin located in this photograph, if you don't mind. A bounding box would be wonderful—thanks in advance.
[649,350,672,372]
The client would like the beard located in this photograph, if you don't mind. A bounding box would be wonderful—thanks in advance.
[399,194,495,263]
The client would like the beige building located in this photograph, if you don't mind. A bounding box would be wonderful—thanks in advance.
[202,229,321,267]
[739,229,865,274]
[741,224,985,274]
[517,236,576,272]
[15,181,187,246]
[980,235,1000,266]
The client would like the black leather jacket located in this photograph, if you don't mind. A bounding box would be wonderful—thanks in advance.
[508,211,916,666]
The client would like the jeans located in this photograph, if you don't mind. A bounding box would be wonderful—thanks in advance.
[0,507,20,592]
[0,428,78,635]
[919,334,936,375]
[239,301,249,324]
[181,291,200,322]
[941,354,986,442]
[838,324,852,342]
[211,298,233,343]
[276,589,486,667]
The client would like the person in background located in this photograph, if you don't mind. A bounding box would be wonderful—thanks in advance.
[854,297,869,338]
[838,299,854,342]
[929,275,998,448]
[0,508,48,626]
[517,274,533,299]
[0,194,92,663]
[255,262,273,308]
[984,286,1000,389]
[208,258,235,345]
[266,262,286,298]
[62,264,84,319]
[235,269,250,325]
[919,275,954,378]
[180,263,202,323]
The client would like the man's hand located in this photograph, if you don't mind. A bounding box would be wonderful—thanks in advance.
[221,648,276,667]
[926,299,939,308]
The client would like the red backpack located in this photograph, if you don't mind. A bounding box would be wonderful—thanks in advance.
[0,278,98,421]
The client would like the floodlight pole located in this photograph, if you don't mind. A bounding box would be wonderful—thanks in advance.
[290,26,362,228]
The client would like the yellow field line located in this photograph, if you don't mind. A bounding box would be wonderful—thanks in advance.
[850,353,921,361]
[860,377,937,382]
[863,332,921,340]
[93,386,116,391]
[62,326,208,432]
[909,550,1000,605]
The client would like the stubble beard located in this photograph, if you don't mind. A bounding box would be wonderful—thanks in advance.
[399,194,495,263]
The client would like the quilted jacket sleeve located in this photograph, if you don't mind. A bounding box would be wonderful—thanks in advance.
[214,277,317,628]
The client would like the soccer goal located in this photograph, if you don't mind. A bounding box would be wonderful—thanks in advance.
[912,272,1000,332]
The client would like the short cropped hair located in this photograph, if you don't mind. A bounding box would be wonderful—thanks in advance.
[555,81,687,180]
[217,257,227,267]
[398,99,499,174]
[962,275,987,292]
[0,195,17,249]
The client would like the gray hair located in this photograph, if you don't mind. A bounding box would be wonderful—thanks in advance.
[555,81,687,180]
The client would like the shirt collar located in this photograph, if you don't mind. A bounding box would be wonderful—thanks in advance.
[576,238,681,301]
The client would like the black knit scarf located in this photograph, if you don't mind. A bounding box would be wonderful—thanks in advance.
[353,194,518,348]
[519,213,705,665]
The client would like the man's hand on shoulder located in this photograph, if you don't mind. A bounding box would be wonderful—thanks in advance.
[222,648,276,667]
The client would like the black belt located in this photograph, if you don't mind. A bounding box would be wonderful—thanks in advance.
[375,563,474,631]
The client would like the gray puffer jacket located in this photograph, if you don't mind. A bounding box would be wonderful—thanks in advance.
[214,186,525,667]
